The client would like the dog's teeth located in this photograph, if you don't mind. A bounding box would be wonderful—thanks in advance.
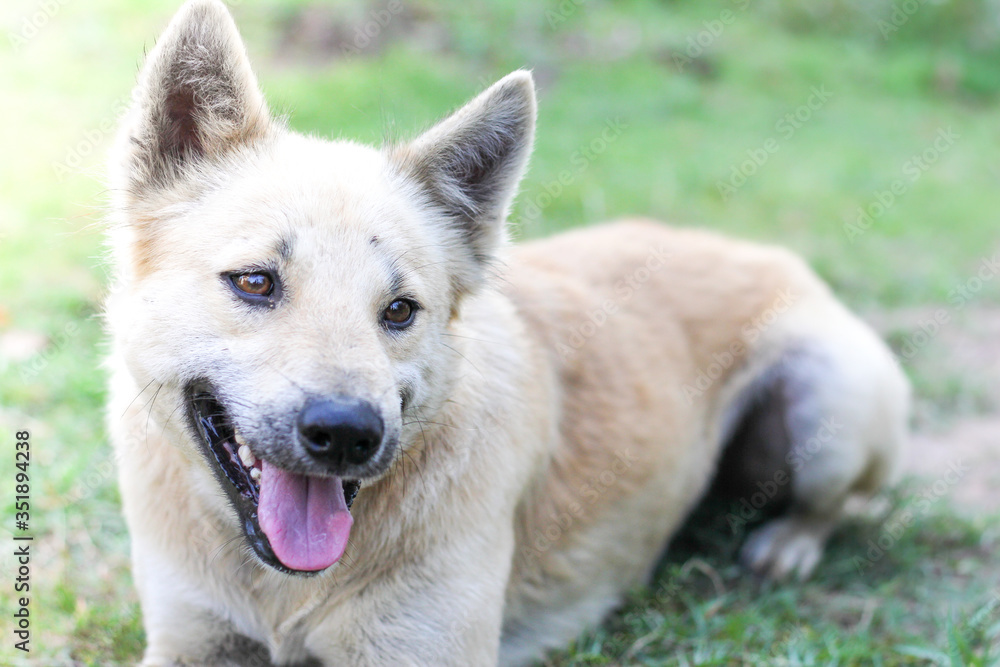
[234,432,247,447]
[238,444,256,468]
[250,467,261,482]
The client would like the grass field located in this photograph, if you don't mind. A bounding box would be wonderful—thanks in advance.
[1,0,999,664]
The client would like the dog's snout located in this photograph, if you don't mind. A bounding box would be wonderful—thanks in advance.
[298,396,384,469]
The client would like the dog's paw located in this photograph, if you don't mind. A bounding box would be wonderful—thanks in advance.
[740,516,832,582]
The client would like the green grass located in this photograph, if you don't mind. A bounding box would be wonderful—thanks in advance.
[547,486,1000,665]
[1,0,998,664]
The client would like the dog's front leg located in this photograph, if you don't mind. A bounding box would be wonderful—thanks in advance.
[139,614,274,667]
[141,633,275,667]
[302,529,516,667]
[305,579,508,666]
[129,545,274,667]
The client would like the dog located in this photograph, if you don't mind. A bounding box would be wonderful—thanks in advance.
[105,1,910,665]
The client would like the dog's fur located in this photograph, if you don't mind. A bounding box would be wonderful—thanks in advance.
[106,2,910,665]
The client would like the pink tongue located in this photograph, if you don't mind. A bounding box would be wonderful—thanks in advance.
[258,460,353,572]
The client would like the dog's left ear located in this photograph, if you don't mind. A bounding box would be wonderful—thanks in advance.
[391,71,536,291]
[112,0,272,200]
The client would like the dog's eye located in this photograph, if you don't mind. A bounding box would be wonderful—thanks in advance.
[231,272,274,297]
[383,299,417,329]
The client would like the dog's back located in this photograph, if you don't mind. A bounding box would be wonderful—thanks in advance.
[496,220,908,664]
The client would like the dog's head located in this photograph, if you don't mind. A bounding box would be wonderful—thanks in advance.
[107,0,534,575]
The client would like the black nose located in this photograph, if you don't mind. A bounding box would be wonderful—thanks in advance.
[297,396,384,469]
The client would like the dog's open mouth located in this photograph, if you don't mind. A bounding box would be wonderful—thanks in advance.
[188,385,360,575]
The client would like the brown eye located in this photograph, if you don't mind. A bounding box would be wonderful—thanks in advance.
[383,299,417,329]
[231,272,273,297]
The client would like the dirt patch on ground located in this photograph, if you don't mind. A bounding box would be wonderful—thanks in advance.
[868,305,1000,513]
[909,415,1000,512]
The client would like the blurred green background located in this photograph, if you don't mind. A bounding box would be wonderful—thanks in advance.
[1,0,999,664]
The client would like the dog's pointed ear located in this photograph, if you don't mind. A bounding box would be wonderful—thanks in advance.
[113,0,272,197]
[391,71,536,287]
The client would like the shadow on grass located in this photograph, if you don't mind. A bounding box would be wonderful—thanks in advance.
[545,480,999,666]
